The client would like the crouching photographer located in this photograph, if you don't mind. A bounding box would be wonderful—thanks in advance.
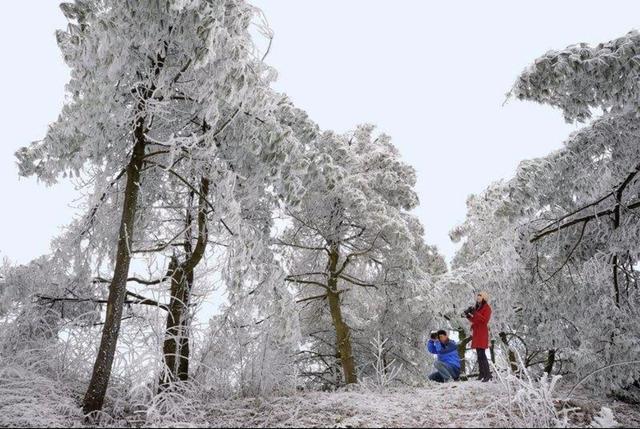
[426,329,460,383]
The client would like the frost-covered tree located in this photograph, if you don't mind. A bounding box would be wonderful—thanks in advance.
[511,32,640,307]
[446,180,548,375]
[276,125,442,385]
[147,93,305,388]
[15,0,300,412]
[0,253,91,356]
[183,102,317,394]
[447,31,640,389]
[510,31,640,388]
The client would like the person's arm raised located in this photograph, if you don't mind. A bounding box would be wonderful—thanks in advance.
[474,305,492,324]
[440,340,458,354]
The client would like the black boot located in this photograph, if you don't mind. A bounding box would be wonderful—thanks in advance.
[480,360,492,382]
[476,348,491,381]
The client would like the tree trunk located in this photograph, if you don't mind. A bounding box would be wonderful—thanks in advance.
[160,177,209,388]
[456,327,471,379]
[83,133,146,414]
[612,254,620,307]
[160,264,193,387]
[176,268,194,381]
[160,256,183,387]
[612,187,622,307]
[327,245,357,384]
[499,332,518,373]
[544,349,556,375]
[327,290,357,384]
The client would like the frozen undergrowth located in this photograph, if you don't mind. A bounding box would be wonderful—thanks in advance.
[1,366,638,428]
[0,363,84,428]
[204,382,501,428]
[201,380,639,428]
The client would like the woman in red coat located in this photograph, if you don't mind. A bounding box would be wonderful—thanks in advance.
[465,291,492,382]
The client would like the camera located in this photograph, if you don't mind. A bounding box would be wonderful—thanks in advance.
[430,331,438,340]
[462,306,475,318]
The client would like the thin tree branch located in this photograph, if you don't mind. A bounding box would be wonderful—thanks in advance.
[296,293,327,303]
[285,277,329,290]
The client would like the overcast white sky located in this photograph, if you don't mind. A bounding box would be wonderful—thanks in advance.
[2,1,640,265]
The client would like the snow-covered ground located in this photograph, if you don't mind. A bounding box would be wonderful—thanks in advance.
[205,382,503,427]
[202,382,639,428]
[3,363,638,428]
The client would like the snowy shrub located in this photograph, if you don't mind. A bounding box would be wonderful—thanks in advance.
[140,382,209,427]
[486,362,569,428]
[197,293,300,399]
[590,407,619,428]
[360,333,403,391]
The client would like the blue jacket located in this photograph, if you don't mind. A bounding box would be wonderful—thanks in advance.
[427,339,461,369]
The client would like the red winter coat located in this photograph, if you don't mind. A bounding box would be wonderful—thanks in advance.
[468,302,491,349]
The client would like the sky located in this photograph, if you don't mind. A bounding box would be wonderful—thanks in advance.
[1,1,640,265]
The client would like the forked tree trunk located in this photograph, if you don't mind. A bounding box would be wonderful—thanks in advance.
[160,177,209,389]
[160,262,194,387]
[83,131,146,414]
[327,245,357,384]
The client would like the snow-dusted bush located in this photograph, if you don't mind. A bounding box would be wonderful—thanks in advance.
[139,382,210,427]
[196,283,301,398]
[590,407,619,428]
[360,333,403,391]
[197,316,299,398]
[485,355,629,429]
[489,368,568,428]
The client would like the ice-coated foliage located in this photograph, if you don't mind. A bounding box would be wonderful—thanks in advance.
[5,1,640,427]
[3,0,446,416]
[511,30,640,121]
[275,124,445,387]
[10,0,316,405]
[14,0,300,259]
[443,30,640,391]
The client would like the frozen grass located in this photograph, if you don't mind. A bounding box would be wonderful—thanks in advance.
[1,361,638,428]
[0,362,84,427]
[203,382,502,428]
[485,366,568,428]
[201,381,639,428]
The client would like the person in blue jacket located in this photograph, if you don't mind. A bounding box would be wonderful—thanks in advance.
[427,329,461,383]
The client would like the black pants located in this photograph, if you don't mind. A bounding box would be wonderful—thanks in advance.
[476,348,492,380]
